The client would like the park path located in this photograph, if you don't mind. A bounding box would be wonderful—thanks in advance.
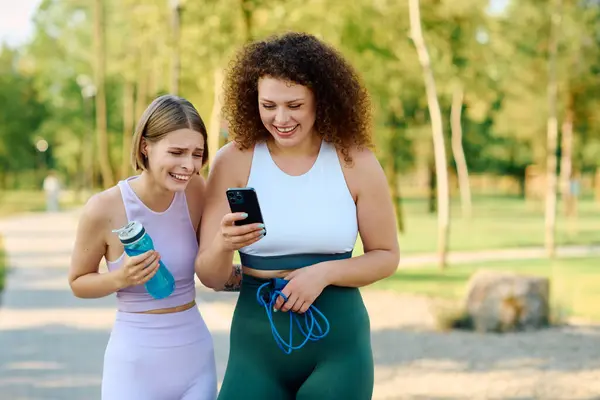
[0,210,599,400]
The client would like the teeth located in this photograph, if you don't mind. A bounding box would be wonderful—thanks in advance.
[276,125,296,133]
[171,173,190,181]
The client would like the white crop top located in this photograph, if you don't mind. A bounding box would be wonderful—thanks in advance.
[240,140,358,257]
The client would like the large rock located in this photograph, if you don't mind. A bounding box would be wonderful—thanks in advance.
[463,270,550,333]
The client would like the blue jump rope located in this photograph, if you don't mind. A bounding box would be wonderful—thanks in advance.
[256,278,330,354]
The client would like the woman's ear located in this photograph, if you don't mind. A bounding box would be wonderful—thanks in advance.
[140,137,148,158]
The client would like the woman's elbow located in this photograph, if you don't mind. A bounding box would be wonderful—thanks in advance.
[68,276,86,298]
[382,248,400,278]
[195,258,220,290]
[198,274,220,290]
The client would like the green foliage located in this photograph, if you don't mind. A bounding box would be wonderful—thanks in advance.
[0,47,48,187]
[0,0,599,193]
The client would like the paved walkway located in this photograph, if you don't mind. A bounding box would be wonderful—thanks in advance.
[1,210,599,400]
[0,210,237,400]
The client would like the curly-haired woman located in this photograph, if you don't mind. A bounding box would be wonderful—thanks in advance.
[196,32,399,399]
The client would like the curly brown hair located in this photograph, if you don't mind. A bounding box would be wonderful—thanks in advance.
[222,32,373,163]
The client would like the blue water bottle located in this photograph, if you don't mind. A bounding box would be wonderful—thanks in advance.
[112,221,175,299]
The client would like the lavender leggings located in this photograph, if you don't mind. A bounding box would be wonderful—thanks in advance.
[102,306,217,400]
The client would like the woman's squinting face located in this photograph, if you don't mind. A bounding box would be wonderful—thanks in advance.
[258,77,316,148]
[144,128,205,191]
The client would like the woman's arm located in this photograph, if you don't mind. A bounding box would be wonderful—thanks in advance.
[195,144,263,289]
[219,264,243,292]
[274,148,400,313]
[321,148,400,287]
[195,146,238,289]
[68,193,124,298]
[187,174,242,292]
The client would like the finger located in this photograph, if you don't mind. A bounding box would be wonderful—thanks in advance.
[298,302,311,314]
[230,229,265,245]
[281,294,299,313]
[225,223,265,237]
[130,253,158,272]
[141,259,160,278]
[291,299,305,313]
[274,294,285,311]
[133,259,159,282]
[139,261,160,284]
[233,233,267,249]
[222,212,249,226]
[128,250,157,265]
[274,287,290,310]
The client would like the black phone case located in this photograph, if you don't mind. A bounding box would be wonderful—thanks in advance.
[226,188,266,233]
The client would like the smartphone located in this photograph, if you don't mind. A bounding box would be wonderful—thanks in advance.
[226,187,266,233]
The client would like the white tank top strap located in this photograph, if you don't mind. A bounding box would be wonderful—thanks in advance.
[247,141,271,179]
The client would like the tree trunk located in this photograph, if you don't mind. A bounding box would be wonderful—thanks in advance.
[409,0,450,269]
[134,45,149,148]
[595,168,600,204]
[450,84,472,219]
[428,158,436,213]
[208,68,224,171]
[384,144,405,233]
[544,0,561,258]
[121,81,135,178]
[170,2,182,95]
[559,93,574,216]
[93,0,114,189]
[241,0,253,43]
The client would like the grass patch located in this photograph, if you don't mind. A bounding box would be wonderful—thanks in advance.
[0,190,49,217]
[374,257,600,323]
[395,195,600,254]
[0,190,82,218]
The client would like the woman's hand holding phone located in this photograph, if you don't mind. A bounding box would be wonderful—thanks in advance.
[217,212,265,251]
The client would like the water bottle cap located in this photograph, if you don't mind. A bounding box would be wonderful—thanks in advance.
[112,221,145,244]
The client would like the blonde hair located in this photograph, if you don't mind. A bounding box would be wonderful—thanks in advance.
[131,95,208,171]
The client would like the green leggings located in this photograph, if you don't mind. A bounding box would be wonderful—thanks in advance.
[217,274,374,400]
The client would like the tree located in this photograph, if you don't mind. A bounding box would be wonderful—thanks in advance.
[94,0,114,188]
[408,0,450,268]
[450,84,472,219]
[544,0,562,258]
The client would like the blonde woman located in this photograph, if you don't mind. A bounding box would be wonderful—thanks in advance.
[69,95,234,400]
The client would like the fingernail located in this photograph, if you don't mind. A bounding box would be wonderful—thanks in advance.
[260,229,266,235]
[241,213,248,218]
[273,308,278,313]
[257,223,265,228]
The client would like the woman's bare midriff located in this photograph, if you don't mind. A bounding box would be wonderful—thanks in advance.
[130,299,197,314]
[242,266,292,279]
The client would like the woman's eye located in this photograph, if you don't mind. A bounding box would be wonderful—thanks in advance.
[262,104,275,110]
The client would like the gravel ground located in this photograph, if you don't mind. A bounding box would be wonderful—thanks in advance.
[0,211,599,400]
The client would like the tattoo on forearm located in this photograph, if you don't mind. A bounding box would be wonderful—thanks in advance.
[222,264,242,292]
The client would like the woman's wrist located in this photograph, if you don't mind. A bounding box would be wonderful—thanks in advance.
[110,268,127,291]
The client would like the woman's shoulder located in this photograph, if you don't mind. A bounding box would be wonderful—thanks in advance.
[80,185,123,226]
[213,141,254,165]
[209,141,255,184]
[335,145,385,198]
[336,145,381,172]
